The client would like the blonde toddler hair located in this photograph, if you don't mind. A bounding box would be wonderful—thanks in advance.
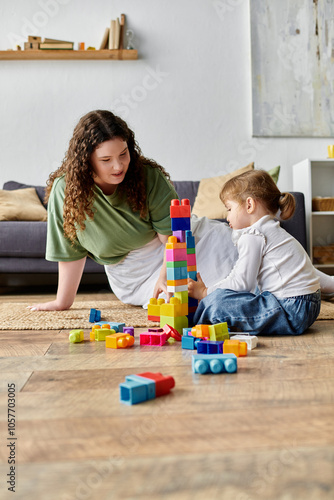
[220,169,295,220]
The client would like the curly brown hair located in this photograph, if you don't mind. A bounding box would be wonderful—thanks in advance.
[45,110,171,242]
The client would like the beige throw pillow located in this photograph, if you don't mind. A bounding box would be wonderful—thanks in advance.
[192,163,254,219]
[0,188,47,221]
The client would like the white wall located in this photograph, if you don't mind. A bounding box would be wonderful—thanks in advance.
[0,0,330,192]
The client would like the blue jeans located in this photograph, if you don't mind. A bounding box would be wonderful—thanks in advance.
[193,289,321,335]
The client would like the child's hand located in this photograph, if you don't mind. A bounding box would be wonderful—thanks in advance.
[188,272,208,301]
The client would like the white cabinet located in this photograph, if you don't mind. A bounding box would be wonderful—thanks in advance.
[293,159,334,276]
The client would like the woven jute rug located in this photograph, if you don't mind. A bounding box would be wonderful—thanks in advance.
[0,300,159,331]
[0,299,333,331]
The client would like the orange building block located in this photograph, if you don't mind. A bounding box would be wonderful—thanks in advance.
[223,339,247,357]
[191,324,210,339]
[166,279,188,287]
[90,324,103,341]
[166,236,187,249]
[106,332,135,349]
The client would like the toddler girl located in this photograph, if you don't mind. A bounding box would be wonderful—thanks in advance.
[188,169,322,335]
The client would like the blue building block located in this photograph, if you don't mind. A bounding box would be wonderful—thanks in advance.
[182,335,202,350]
[89,308,101,323]
[188,271,197,281]
[192,353,237,374]
[167,266,188,281]
[197,340,225,355]
[120,375,156,405]
[185,230,195,249]
[188,297,198,307]
[183,327,193,336]
[94,321,125,332]
[171,217,191,231]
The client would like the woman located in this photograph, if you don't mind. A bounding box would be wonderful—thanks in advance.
[29,110,237,311]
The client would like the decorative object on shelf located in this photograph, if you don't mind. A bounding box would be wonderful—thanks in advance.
[313,244,334,265]
[312,197,334,212]
[126,29,135,50]
[328,145,334,158]
[24,35,41,50]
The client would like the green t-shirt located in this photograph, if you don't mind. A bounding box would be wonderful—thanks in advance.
[46,165,178,265]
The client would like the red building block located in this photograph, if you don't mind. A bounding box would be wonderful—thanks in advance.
[162,324,182,341]
[138,372,175,397]
[170,199,191,218]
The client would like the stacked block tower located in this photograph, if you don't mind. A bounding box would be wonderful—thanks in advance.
[158,199,198,333]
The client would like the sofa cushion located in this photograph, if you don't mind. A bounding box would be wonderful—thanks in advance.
[0,188,47,221]
[3,181,47,207]
[0,221,47,257]
[191,163,254,219]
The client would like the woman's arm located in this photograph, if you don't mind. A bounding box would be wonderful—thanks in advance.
[152,233,173,300]
[28,257,87,311]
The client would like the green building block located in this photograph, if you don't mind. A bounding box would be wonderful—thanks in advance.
[69,329,84,343]
[160,315,188,335]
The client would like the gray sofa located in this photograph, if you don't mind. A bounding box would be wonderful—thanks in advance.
[0,180,307,289]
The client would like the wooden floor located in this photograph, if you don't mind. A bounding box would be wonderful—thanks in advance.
[0,291,334,500]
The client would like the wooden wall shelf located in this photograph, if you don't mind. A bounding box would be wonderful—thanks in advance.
[0,49,138,61]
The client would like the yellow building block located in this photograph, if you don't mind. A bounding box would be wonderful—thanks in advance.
[147,297,165,317]
[160,297,188,317]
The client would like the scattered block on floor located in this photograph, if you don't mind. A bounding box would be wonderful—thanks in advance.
[230,334,258,350]
[223,339,248,357]
[69,329,84,343]
[140,328,170,346]
[120,372,175,405]
[106,332,134,349]
[192,353,237,374]
[89,308,101,323]
[196,340,224,355]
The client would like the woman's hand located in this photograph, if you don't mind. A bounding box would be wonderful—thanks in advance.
[26,300,71,312]
[188,272,208,301]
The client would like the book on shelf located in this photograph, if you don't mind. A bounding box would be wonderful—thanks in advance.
[119,14,125,50]
[40,38,74,50]
[99,27,109,49]
[107,14,125,50]
[109,19,116,49]
[114,17,120,49]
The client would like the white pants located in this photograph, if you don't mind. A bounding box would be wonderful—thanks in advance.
[105,215,238,307]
